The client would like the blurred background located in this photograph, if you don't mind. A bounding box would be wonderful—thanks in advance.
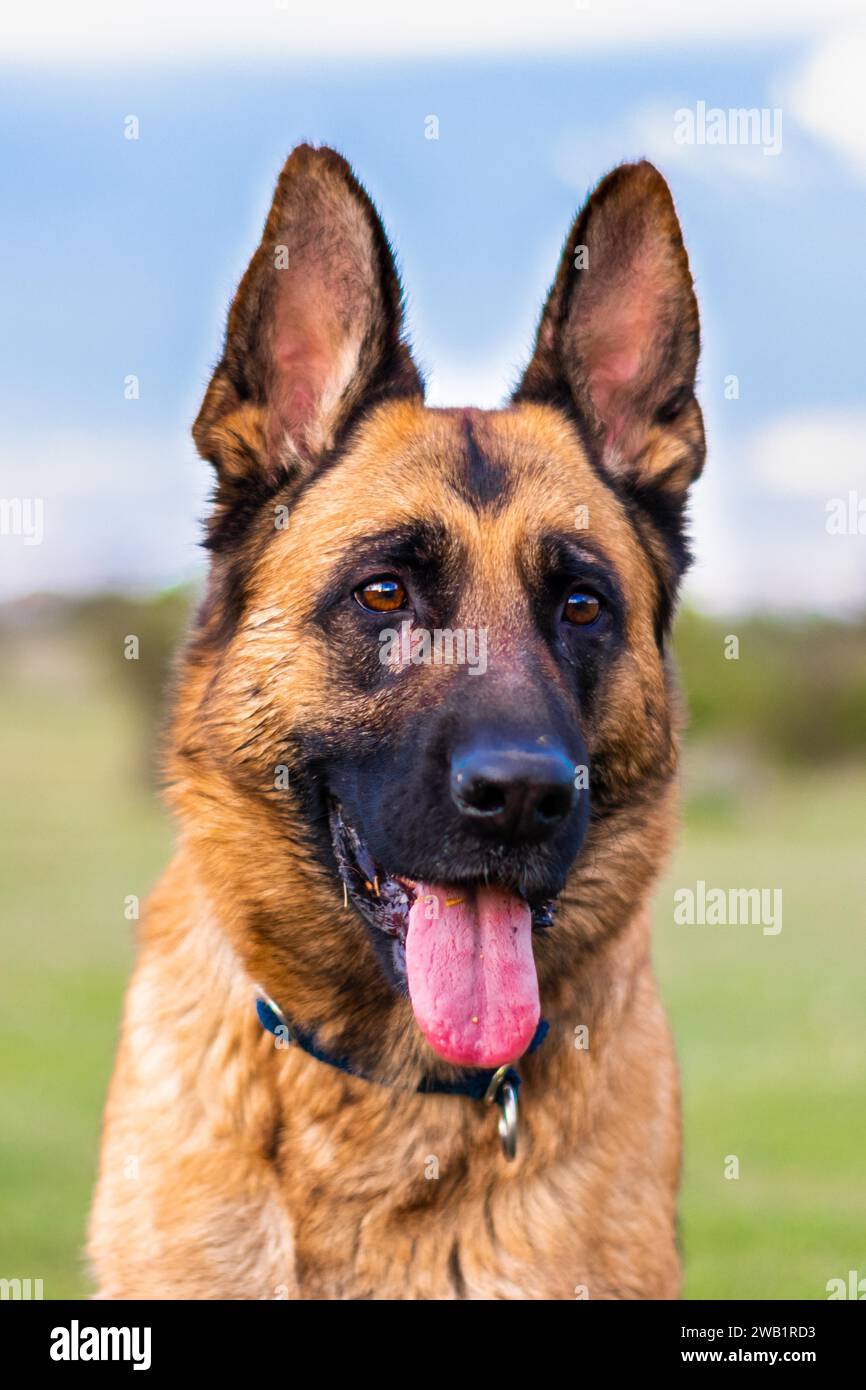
[1,0,864,1299]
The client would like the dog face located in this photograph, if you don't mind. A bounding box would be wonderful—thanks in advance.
[171,146,704,1074]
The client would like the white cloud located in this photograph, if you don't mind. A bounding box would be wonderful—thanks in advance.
[684,408,866,617]
[783,26,866,178]
[1,0,862,64]
[752,409,866,498]
[0,430,209,599]
[685,509,866,616]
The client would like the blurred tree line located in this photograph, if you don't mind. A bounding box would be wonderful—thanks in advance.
[675,607,866,764]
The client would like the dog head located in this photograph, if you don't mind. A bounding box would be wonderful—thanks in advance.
[171,145,704,1076]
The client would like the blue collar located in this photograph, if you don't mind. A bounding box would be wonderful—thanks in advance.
[255,991,549,1159]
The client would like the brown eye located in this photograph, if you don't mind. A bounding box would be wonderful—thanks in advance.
[353,575,408,614]
[563,590,601,627]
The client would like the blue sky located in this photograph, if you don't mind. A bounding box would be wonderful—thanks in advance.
[2,1,865,612]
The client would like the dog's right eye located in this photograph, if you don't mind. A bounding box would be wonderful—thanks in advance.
[353,575,408,613]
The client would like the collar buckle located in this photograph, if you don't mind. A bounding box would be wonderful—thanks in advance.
[484,1065,519,1161]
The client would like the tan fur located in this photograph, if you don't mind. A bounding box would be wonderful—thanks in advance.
[89,147,703,1300]
[89,403,683,1300]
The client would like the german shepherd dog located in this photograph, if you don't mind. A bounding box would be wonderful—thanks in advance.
[89,145,704,1300]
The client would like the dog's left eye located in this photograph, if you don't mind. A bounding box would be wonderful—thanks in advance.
[563,590,602,627]
[353,574,408,613]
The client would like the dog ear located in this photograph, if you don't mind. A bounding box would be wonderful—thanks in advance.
[514,161,704,497]
[193,144,422,511]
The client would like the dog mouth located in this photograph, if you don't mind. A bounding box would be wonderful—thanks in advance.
[329,802,556,1068]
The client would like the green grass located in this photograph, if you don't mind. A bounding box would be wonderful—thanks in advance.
[0,677,169,1298]
[1,672,863,1299]
[655,761,866,1299]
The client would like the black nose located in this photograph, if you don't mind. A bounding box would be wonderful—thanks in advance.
[450,739,576,843]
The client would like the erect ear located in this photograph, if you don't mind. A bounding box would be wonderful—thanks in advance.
[514,161,704,497]
[193,144,422,517]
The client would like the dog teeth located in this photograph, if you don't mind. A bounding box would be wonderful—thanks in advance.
[347,826,378,884]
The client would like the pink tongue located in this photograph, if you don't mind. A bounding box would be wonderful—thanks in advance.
[405,884,540,1067]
